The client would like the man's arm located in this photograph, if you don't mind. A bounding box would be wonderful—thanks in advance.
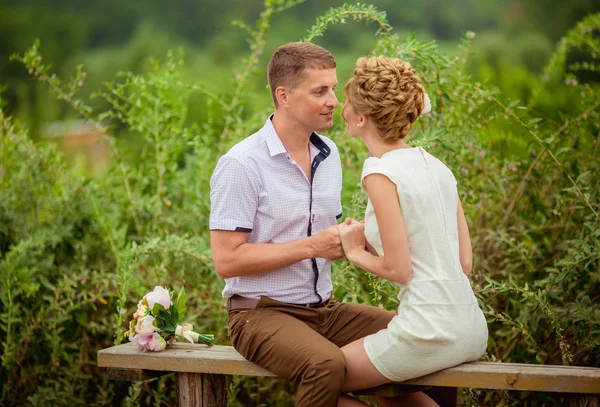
[211,226,345,279]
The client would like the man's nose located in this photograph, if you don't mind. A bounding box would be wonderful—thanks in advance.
[327,91,339,108]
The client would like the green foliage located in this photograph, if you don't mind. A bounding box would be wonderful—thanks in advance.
[303,3,393,43]
[544,13,600,84]
[1,2,599,407]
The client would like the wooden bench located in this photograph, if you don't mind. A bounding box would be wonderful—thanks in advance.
[98,342,600,407]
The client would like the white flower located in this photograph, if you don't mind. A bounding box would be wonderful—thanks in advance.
[135,315,156,335]
[176,323,200,344]
[134,304,148,319]
[422,92,432,115]
[145,286,171,310]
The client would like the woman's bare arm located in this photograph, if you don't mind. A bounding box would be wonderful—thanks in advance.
[340,174,412,285]
[457,199,473,276]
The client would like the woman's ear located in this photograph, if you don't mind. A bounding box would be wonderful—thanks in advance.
[357,114,369,128]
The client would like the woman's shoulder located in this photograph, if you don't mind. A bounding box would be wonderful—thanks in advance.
[361,155,399,178]
[422,149,458,184]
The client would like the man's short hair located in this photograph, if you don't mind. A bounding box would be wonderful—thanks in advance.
[268,42,336,107]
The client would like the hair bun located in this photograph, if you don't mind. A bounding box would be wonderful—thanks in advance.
[343,56,426,143]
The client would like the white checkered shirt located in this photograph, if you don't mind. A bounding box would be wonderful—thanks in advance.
[210,115,343,304]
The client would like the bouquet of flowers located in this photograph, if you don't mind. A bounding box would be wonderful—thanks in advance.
[125,286,214,352]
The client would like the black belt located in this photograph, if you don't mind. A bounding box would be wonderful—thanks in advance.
[227,295,329,311]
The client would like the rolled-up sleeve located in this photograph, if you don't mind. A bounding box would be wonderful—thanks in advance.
[210,156,260,232]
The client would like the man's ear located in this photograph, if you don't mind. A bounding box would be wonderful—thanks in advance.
[275,86,290,108]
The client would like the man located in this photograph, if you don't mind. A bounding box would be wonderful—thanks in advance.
[209,42,396,407]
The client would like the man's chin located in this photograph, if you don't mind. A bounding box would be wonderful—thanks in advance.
[315,119,334,132]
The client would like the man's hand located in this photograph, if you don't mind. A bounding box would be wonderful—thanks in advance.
[310,218,363,260]
[311,225,345,259]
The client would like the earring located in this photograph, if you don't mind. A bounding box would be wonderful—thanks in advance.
[356,123,360,127]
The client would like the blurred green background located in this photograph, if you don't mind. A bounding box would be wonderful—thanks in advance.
[1,0,598,143]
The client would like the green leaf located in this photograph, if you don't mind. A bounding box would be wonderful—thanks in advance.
[152,302,166,316]
[157,309,176,331]
[177,287,187,317]
[171,302,180,326]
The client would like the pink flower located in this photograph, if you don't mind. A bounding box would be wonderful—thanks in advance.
[146,286,171,310]
[132,332,166,352]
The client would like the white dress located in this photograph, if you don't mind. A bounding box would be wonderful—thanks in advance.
[361,147,488,382]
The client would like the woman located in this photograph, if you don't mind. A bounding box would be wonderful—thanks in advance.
[337,56,488,407]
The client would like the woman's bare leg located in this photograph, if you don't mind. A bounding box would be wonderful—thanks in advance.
[341,338,440,407]
[340,338,391,393]
[337,395,369,407]
[370,393,440,407]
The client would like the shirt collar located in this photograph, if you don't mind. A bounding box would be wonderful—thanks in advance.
[263,114,331,158]
[310,132,331,157]
[263,114,287,157]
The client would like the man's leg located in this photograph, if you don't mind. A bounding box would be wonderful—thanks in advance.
[228,306,346,407]
[320,301,395,347]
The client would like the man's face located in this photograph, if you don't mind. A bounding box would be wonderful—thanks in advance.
[286,67,339,133]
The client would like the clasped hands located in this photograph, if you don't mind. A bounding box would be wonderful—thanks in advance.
[335,217,371,260]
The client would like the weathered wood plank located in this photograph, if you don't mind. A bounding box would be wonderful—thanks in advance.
[105,367,169,381]
[398,362,600,393]
[98,343,275,377]
[353,383,430,397]
[98,343,600,394]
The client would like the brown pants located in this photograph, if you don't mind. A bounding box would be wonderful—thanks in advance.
[228,296,396,407]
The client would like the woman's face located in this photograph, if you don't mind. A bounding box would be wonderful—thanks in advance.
[342,98,361,138]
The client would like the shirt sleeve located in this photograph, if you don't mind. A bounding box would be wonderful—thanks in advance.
[360,157,396,193]
[209,155,260,232]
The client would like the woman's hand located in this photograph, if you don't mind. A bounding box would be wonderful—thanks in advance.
[365,240,379,256]
[338,222,366,262]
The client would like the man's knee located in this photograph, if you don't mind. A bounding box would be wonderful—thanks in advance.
[304,352,346,389]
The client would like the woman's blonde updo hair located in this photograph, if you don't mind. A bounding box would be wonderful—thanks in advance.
[344,56,426,143]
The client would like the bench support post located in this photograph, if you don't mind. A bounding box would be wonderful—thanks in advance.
[568,395,599,407]
[177,373,228,407]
